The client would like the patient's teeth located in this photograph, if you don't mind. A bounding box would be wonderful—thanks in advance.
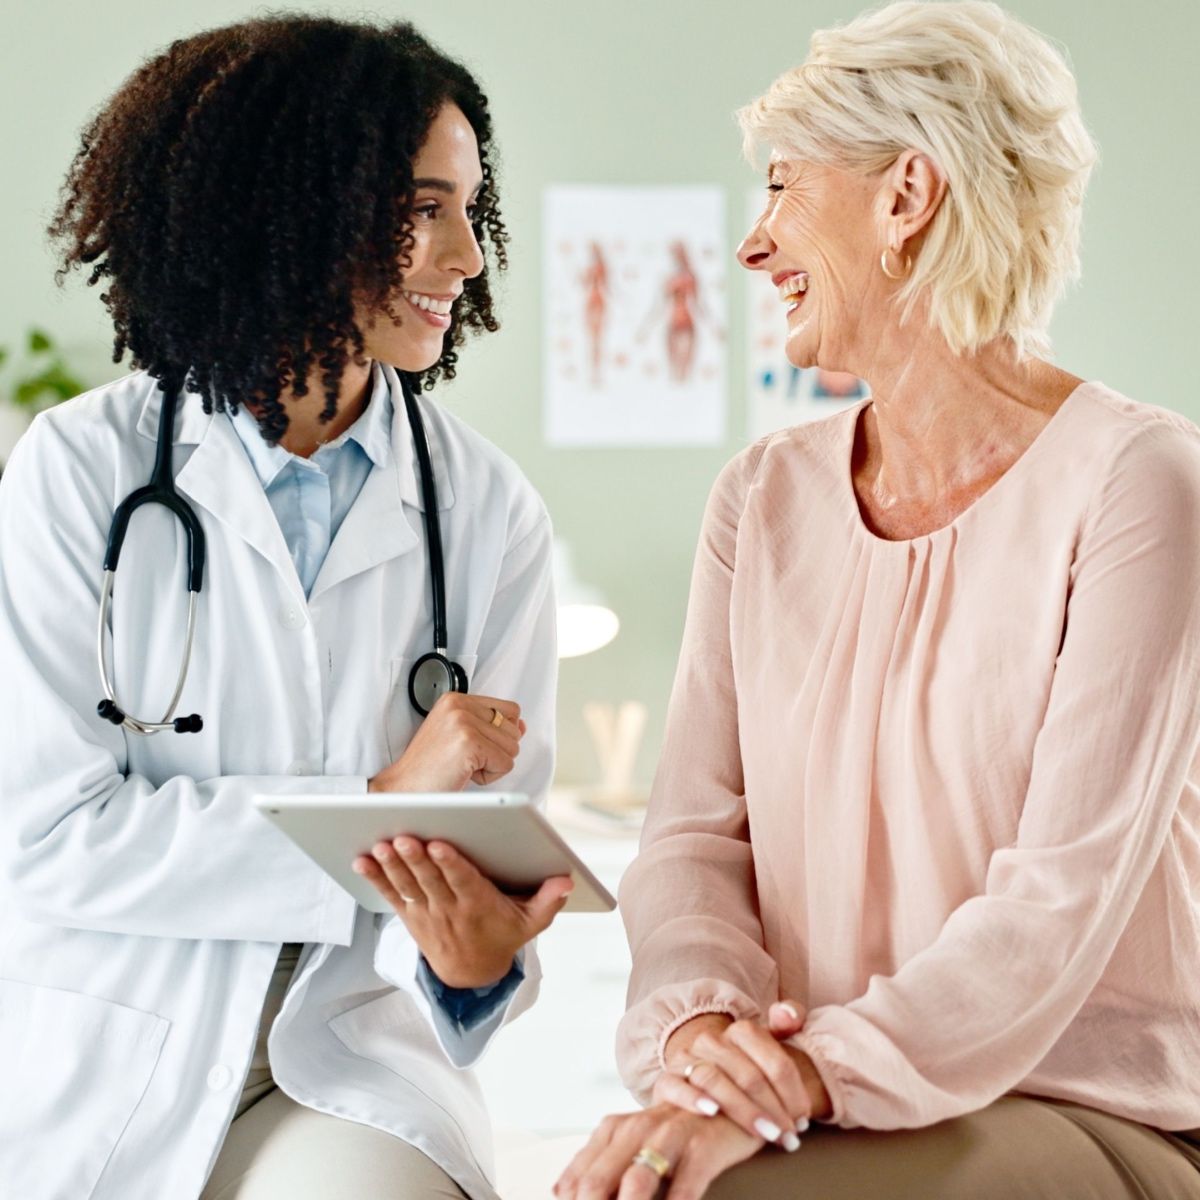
[776,272,810,303]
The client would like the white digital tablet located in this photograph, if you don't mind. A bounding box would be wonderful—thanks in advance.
[252,792,617,914]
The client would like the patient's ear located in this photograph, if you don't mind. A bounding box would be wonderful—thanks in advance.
[880,149,947,244]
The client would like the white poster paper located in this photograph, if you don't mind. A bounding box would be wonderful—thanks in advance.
[744,189,869,440]
[544,186,727,447]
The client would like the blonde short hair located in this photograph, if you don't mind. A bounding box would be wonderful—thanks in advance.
[738,0,1098,358]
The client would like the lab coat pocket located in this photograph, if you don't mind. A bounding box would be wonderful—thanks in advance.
[0,978,168,1200]
[385,654,478,763]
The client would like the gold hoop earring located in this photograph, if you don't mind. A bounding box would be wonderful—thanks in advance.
[880,247,912,281]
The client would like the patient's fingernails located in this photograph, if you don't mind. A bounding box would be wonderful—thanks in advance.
[696,1097,720,1117]
[754,1117,783,1143]
[795,1117,810,1133]
[781,1132,802,1152]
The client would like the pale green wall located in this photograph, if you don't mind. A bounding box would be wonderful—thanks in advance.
[3,0,1197,785]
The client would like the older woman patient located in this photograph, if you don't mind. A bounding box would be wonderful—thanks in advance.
[557,2,1200,1197]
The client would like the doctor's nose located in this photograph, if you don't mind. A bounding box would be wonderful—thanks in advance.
[439,215,485,280]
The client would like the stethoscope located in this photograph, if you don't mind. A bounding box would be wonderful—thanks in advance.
[96,371,468,735]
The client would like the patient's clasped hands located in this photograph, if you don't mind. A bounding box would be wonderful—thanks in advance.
[556,1001,831,1199]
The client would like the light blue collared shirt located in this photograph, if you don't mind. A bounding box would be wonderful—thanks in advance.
[227,368,392,598]
[227,366,522,1030]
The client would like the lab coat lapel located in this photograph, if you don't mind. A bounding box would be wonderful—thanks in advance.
[307,367,449,603]
[168,399,307,604]
[306,460,419,602]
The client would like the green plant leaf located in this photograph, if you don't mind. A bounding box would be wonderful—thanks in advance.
[28,329,52,353]
[13,359,85,409]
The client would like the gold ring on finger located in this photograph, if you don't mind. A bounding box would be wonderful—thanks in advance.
[631,1146,672,1179]
[683,1059,702,1081]
[491,707,504,728]
[399,894,417,904]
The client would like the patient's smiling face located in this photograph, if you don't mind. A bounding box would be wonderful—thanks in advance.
[737,156,891,376]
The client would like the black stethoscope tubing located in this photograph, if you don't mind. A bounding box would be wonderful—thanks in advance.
[399,372,470,716]
[95,371,466,734]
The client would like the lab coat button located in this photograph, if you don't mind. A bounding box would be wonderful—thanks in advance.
[207,1065,233,1091]
[278,604,307,630]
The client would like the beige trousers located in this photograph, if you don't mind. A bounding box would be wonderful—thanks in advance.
[200,1088,467,1200]
[703,1096,1200,1200]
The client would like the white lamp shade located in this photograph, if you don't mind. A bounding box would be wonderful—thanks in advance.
[554,539,619,659]
[558,603,619,659]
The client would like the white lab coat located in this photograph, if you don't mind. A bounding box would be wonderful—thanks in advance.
[0,366,557,1200]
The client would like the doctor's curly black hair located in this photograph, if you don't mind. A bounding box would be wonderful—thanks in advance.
[48,14,508,444]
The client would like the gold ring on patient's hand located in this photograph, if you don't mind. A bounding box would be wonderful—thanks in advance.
[631,1146,672,1179]
[491,707,504,727]
[683,1060,701,1081]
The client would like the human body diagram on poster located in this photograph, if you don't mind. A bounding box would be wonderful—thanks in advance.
[544,186,727,447]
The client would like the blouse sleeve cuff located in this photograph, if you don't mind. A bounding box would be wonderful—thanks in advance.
[616,978,763,1106]
[789,1028,854,1127]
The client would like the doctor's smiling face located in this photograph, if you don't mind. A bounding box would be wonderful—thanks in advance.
[48,16,510,449]
[359,103,487,373]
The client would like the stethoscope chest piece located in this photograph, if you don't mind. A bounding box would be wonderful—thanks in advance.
[408,651,469,718]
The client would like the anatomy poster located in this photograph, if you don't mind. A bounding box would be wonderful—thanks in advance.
[544,186,727,447]
[744,189,868,440]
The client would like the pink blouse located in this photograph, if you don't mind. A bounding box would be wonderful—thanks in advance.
[616,382,1200,1131]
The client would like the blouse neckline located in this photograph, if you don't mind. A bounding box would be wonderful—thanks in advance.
[840,381,1093,546]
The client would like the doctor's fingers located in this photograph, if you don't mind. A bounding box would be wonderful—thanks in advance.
[466,710,522,758]
[468,704,524,745]
[434,691,521,729]
[419,839,490,899]
[514,875,575,936]
[354,849,421,914]
[464,693,522,723]
[391,836,456,906]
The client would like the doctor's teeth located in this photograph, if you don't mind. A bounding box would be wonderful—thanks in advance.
[404,291,453,316]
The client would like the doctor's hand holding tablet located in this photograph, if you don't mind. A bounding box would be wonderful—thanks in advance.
[257,688,614,993]
[358,691,575,991]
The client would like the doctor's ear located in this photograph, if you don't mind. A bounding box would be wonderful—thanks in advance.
[881,150,946,244]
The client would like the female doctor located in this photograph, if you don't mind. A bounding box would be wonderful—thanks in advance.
[0,16,570,1200]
